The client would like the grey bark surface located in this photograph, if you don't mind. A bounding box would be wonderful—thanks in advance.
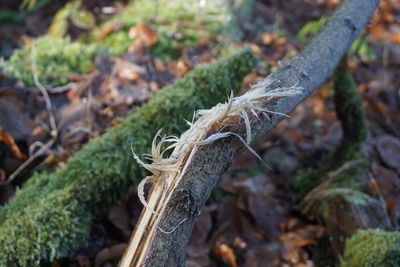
[139,0,380,265]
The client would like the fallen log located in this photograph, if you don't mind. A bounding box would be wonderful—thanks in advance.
[0,50,257,266]
[119,0,381,266]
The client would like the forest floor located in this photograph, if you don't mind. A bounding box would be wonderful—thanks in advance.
[0,0,399,266]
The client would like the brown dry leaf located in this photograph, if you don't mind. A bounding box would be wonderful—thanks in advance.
[197,35,213,47]
[215,243,237,267]
[293,238,317,248]
[282,218,301,232]
[283,247,302,264]
[128,23,158,54]
[0,129,27,161]
[391,33,400,44]
[370,165,399,197]
[95,243,127,267]
[369,24,385,40]
[294,261,316,267]
[97,22,125,40]
[376,135,400,172]
[233,237,247,249]
[108,200,132,238]
[387,197,396,217]
[261,33,274,45]
[171,59,191,77]
[153,58,166,71]
[376,102,391,121]
[149,81,159,92]
[326,0,339,8]
[242,73,263,87]
[279,223,325,265]
[119,67,142,81]
[250,44,262,57]
[43,153,67,168]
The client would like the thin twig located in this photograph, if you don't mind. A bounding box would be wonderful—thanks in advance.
[0,41,59,186]
[31,42,58,138]
[0,139,55,186]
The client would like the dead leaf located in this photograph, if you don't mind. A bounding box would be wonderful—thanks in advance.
[95,243,127,267]
[149,81,159,92]
[0,129,27,161]
[327,0,339,8]
[386,197,396,217]
[215,243,237,267]
[376,135,400,172]
[108,200,132,238]
[128,23,158,54]
[293,238,317,248]
[74,254,90,267]
[261,33,274,45]
[119,67,142,81]
[233,237,247,249]
[170,59,191,77]
[97,22,125,40]
[250,44,262,57]
[391,33,400,44]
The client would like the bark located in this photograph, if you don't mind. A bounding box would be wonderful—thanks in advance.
[122,0,380,266]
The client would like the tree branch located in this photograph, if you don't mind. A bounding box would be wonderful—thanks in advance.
[120,0,380,265]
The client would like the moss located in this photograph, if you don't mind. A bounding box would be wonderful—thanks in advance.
[342,229,400,267]
[0,50,258,266]
[94,0,247,58]
[2,36,102,87]
[2,0,252,87]
[292,61,368,193]
[296,17,328,43]
[332,64,368,163]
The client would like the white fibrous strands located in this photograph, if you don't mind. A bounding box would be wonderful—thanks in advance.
[133,78,303,212]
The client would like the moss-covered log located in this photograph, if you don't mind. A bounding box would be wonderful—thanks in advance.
[298,59,392,262]
[293,57,368,192]
[0,50,257,266]
[331,58,368,163]
[342,229,400,267]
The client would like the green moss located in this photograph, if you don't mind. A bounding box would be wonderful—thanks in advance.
[296,17,328,42]
[292,62,368,193]
[0,50,258,266]
[2,36,101,87]
[2,0,252,87]
[297,18,376,62]
[342,229,400,267]
[94,0,246,58]
[293,160,366,194]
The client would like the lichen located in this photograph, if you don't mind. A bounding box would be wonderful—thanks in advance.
[342,229,400,267]
[2,36,101,87]
[0,50,258,266]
